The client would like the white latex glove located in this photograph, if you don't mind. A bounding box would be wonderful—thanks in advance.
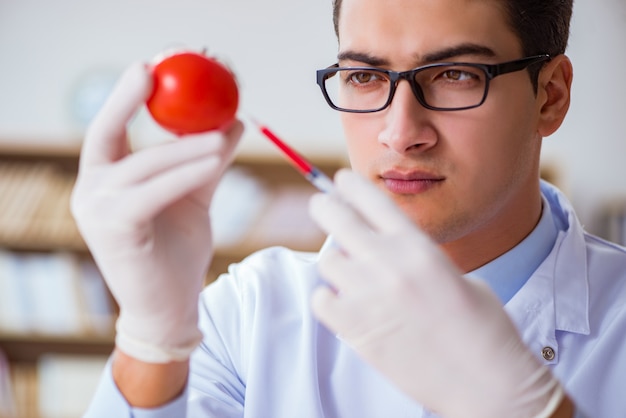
[71,62,243,363]
[308,169,564,418]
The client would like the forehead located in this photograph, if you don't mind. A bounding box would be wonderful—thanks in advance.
[337,0,521,64]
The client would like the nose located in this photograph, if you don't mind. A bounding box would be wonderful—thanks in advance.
[377,80,438,153]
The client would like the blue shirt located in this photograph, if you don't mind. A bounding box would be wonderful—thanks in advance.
[465,197,558,304]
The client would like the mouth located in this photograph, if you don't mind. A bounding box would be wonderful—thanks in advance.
[380,170,445,195]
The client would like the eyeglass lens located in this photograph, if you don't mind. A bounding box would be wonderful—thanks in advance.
[323,65,489,111]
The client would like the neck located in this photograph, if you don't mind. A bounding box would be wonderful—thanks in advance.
[440,186,543,273]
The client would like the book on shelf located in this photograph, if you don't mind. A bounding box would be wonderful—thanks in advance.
[0,161,84,251]
[600,199,626,246]
[37,354,108,418]
[3,353,108,418]
[0,349,17,418]
[0,250,115,338]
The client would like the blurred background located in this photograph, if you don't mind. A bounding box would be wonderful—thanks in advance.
[0,0,344,156]
[0,0,625,417]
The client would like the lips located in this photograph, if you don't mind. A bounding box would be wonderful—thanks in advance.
[380,170,445,194]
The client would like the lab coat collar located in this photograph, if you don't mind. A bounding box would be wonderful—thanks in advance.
[505,181,590,364]
[537,181,590,335]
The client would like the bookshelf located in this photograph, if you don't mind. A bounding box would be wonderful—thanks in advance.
[0,141,346,417]
[598,198,626,246]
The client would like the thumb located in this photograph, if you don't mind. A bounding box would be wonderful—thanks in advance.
[80,62,153,168]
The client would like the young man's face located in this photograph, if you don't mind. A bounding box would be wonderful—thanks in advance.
[337,0,546,267]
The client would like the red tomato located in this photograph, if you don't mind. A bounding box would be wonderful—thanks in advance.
[146,51,239,135]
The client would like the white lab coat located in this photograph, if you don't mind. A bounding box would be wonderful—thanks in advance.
[85,182,626,417]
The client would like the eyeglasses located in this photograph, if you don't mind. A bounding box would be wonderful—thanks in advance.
[316,55,551,113]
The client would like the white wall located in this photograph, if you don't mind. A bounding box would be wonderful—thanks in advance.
[0,0,625,233]
[542,0,626,232]
[0,0,344,155]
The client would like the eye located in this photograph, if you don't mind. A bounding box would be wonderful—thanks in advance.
[345,70,385,85]
[441,69,477,81]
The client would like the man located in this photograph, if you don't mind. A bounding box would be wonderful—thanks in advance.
[77,0,626,417]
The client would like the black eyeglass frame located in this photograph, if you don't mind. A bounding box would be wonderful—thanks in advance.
[316,54,551,113]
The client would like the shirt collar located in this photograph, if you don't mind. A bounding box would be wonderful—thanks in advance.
[465,196,559,305]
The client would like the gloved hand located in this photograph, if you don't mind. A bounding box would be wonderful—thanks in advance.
[308,169,564,418]
[71,62,243,363]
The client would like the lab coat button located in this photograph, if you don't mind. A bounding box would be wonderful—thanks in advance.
[541,346,556,361]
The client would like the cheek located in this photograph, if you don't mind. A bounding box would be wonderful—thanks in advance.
[341,114,380,172]
[440,110,538,201]
[438,112,494,170]
[483,77,541,145]
[454,89,539,163]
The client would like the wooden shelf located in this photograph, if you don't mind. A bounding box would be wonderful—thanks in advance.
[0,333,114,363]
[0,143,346,256]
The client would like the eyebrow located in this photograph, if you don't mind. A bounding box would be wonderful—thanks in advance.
[337,43,497,66]
[421,44,496,63]
[336,51,389,66]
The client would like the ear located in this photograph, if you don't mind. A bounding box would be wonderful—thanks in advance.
[537,55,573,137]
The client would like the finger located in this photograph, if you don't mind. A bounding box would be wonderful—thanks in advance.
[310,286,347,335]
[317,245,368,294]
[81,62,153,168]
[309,192,377,256]
[119,121,243,220]
[312,285,381,343]
[103,119,242,189]
[107,132,227,187]
[118,155,223,222]
[186,119,244,206]
[334,169,415,235]
[201,118,244,182]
